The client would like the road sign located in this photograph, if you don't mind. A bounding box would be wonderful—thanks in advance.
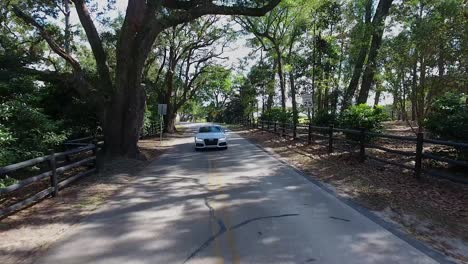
[158,104,167,115]
[301,94,313,109]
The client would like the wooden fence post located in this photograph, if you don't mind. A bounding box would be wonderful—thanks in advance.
[92,139,99,173]
[415,132,424,178]
[359,128,366,162]
[49,151,58,197]
[308,123,312,145]
[274,121,277,133]
[261,120,264,131]
[293,121,297,140]
[328,125,334,153]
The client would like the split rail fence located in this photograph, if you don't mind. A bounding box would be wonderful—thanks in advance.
[241,119,468,184]
[0,137,99,218]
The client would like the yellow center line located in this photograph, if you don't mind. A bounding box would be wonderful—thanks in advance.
[208,158,240,264]
[220,207,241,264]
[208,159,224,264]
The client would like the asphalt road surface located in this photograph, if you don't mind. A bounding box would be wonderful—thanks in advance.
[36,123,443,264]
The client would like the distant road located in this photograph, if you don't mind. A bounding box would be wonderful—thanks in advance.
[36,123,443,264]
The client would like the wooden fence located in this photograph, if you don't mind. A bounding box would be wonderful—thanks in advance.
[241,119,468,184]
[0,125,161,218]
[0,139,99,218]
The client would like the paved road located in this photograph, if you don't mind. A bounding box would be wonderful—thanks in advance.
[36,123,441,264]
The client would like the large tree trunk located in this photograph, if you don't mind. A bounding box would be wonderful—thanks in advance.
[163,39,177,133]
[411,59,418,121]
[290,72,298,125]
[417,57,426,129]
[357,0,393,104]
[374,89,381,106]
[332,31,345,115]
[275,47,286,111]
[104,61,146,158]
[164,71,177,133]
[166,112,177,134]
[317,88,323,112]
[63,0,71,53]
[103,0,163,158]
[266,90,274,112]
[311,21,317,107]
[341,0,373,111]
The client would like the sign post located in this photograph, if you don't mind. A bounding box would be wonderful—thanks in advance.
[158,104,167,144]
[301,94,313,122]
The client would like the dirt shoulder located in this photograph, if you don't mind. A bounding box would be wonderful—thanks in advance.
[0,135,179,264]
[234,127,468,263]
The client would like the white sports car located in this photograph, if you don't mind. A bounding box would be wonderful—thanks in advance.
[194,125,228,150]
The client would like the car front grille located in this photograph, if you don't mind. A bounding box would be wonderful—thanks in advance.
[204,138,218,146]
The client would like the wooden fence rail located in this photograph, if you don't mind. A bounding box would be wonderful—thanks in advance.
[0,143,98,218]
[241,119,468,184]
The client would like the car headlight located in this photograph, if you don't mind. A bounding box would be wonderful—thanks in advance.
[195,138,204,142]
[218,137,226,141]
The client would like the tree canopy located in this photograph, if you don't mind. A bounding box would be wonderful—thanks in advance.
[1,0,466,164]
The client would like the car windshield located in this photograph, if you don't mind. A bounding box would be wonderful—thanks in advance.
[199,126,222,133]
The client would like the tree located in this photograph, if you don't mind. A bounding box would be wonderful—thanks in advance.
[248,59,275,115]
[378,0,466,130]
[340,0,373,110]
[150,17,234,132]
[341,0,393,110]
[236,8,291,112]
[200,66,233,122]
[6,0,281,158]
[356,0,394,104]
[237,0,316,126]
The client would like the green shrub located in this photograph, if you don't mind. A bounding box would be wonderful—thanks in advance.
[261,108,293,123]
[425,92,468,141]
[425,92,468,159]
[312,110,336,127]
[339,104,388,132]
[0,175,18,188]
[0,78,69,166]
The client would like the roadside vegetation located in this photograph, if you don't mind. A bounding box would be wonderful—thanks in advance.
[0,0,466,262]
[1,0,466,164]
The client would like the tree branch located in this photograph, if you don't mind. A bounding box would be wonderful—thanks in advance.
[12,5,82,73]
[72,0,113,89]
[138,0,280,65]
[162,0,281,17]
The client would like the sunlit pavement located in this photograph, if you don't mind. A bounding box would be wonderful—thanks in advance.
[36,123,444,264]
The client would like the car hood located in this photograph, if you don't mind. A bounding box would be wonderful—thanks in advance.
[195,132,225,139]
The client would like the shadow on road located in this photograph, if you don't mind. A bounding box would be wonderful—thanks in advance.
[33,134,440,264]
